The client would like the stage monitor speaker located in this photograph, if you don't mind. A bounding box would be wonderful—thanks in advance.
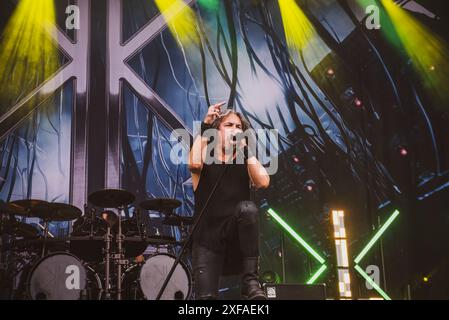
[263,283,327,300]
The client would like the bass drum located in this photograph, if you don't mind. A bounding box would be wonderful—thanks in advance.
[26,252,102,300]
[122,253,192,300]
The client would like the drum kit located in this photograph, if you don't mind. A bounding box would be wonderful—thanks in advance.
[0,189,194,300]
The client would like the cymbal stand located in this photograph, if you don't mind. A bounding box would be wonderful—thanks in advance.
[41,220,49,258]
[103,223,112,300]
[88,206,95,238]
[179,221,188,241]
[115,206,126,300]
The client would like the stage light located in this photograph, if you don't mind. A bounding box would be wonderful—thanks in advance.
[354,210,400,264]
[278,0,328,59]
[0,0,58,99]
[277,249,283,258]
[332,210,352,298]
[352,210,398,300]
[306,264,327,285]
[267,208,327,284]
[155,0,200,48]
[197,0,220,11]
[354,265,391,300]
[304,179,316,192]
[399,147,408,157]
[353,98,363,108]
[267,208,325,264]
[326,68,335,78]
[381,0,449,105]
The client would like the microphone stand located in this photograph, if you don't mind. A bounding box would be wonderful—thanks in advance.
[155,164,229,300]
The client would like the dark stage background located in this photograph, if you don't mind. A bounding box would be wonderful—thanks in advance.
[0,0,448,299]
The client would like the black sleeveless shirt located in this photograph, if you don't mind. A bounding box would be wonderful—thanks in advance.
[193,154,250,253]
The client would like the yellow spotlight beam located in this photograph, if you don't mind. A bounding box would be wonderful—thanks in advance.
[154,0,200,48]
[0,0,58,100]
[381,0,449,105]
[278,0,328,63]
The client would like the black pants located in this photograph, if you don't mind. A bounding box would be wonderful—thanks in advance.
[192,200,260,300]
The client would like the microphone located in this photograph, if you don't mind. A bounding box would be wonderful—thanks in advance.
[229,133,239,146]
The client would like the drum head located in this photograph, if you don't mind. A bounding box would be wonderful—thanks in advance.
[139,254,191,300]
[28,253,87,300]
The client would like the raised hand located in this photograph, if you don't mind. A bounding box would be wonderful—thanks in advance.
[203,101,226,124]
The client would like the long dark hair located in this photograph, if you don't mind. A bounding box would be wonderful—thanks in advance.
[211,110,251,132]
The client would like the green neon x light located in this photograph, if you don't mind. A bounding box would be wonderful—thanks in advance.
[355,265,391,300]
[306,264,327,284]
[267,208,327,284]
[354,210,400,264]
[353,210,400,300]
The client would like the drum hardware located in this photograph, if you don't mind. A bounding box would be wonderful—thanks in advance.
[1,193,193,300]
[147,234,177,244]
[162,214,194,241]
[6,199,48,217]
[88,189,135,208]
[88,205,95,238]
[162,214,194,227]
[103,219,112,300]
[116,205,124,300]
[0,201,27,217]
[4,238,68,252]
[139,198,181,213]
[40,219,50,258]
[33,202,82,221]
[0,220,39,238]
[87,189,136,300]
[99,208,121,300]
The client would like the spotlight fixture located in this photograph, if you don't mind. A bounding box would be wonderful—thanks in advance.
[304,179,316,192]
[399,146,408,157]
[353,97,363,108]
[326,67,335,79]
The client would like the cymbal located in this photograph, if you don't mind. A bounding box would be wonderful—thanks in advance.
[5,199,48,216]
[88,189,135,208]
[162,214,194,227]
[0,203,28,216]
[1,220,39,238]
[33,202,82,221]
[139,198,181,211]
